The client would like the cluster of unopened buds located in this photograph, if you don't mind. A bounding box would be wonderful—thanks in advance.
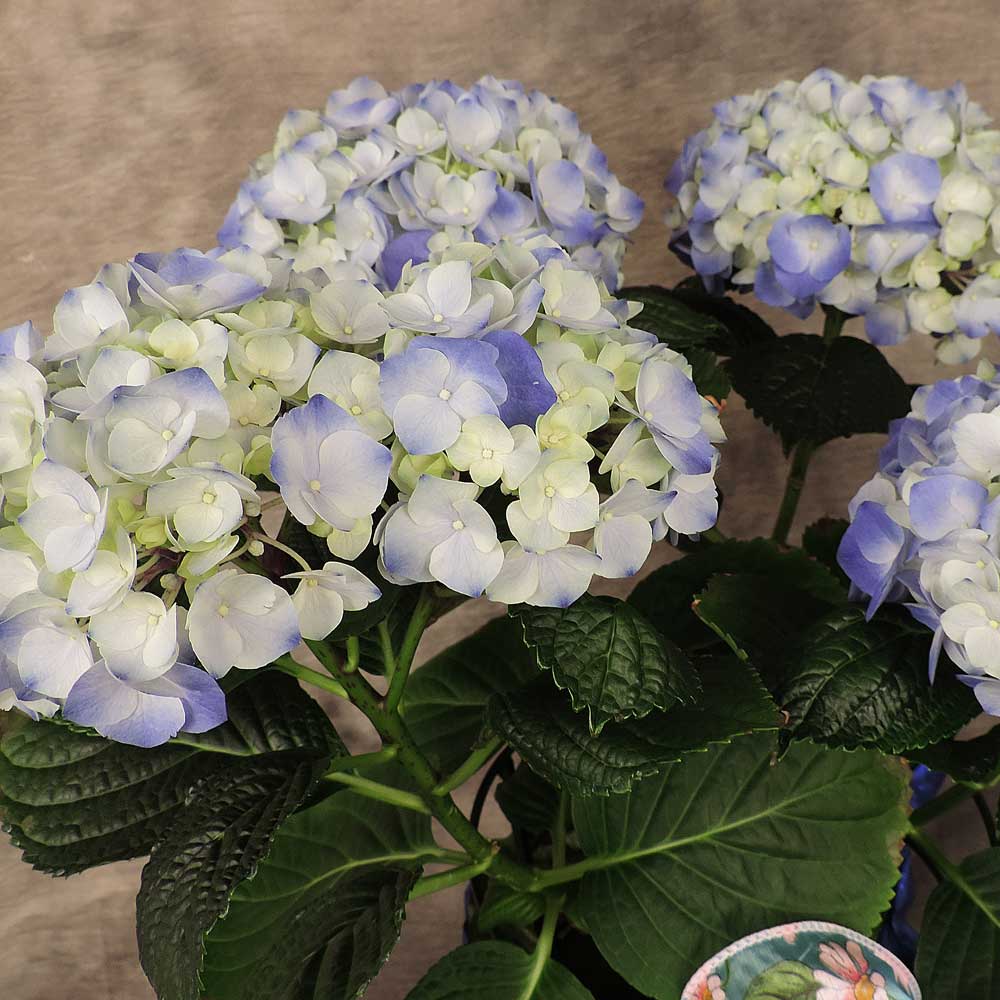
[667,68,1000,361]
[0,221,723,746]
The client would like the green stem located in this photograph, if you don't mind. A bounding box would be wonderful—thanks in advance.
[326,747,398,773]
[377,621,397,680]
[272,656,348,699]
[409,856,495,901]
[386,585,436,713]
[323,772,431,815]
[552,791,568,869]
[701,526,728,544]
[769,308,846,545]
[344,635,361,673]
[332,663,537,892]
[821,305,847,343]
[250,531,312,572]
[520,893,562,1000]
[771,440,816,544]
[910,782,977,827]
[974,791,998,847]
[433,736,504,796]
[905,825,1000,938]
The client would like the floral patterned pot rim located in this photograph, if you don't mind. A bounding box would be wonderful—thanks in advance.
[681,921,921,999]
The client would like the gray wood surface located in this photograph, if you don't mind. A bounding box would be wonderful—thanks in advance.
[3,1,999,995]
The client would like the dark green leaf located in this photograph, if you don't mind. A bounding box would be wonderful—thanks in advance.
[512,596,699,734]
[684,344,731,401]
[910,726,1000,787]
[916,847,1000,999]
[773,606,980,754]
[496,765,560,834]
[802,517,850,583]
[670,278,780,352]
[694,572,836,671]
[202,780,439,999]
[629,538,845,650]
[573,734,909,998]
[486,656,778,796]
[403,617,539,772]
[137,750,328,1000]
[621,284,730,353]
[407,941,594,999]
[619,285,739,400]
[745,961,818,1000]
[255,866,417,1000]
[0,672,341,874]
[476,883,547,934]
[726,333,912,453]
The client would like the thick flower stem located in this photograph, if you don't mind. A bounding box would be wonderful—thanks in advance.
[272,655,348,699]
[907,826,964,885]
[974,791,999,846]
[771,440,816,544]
[323,772,431,815]
[409,856,495,901]
[522,894,563,997]
[821,304,848,344]
[910,782,978,827]
[318,645,538,893]
[770,307,847,545]
[326,747,398,772]
[432,735,504,796]
[386,585,436,712]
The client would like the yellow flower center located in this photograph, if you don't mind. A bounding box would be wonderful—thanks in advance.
[854,977,876,1000]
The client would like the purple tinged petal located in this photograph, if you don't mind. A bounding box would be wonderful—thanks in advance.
[767,214,850,297]
[379,230,432,289]
[130,248,266,319]
[837,501,908,617]
[63,662,187,748]
[869,152,942,224]
[482,330,556,427]
[908,474,988,541]
[139,662,227,733]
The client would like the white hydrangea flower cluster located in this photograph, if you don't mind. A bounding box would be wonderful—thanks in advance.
[0,235,723,747]
[839,360,1000,713]
[219,76,644,294]
[667,68,1000,361]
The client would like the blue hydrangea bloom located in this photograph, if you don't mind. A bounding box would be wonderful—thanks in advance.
[219,76,643,292]
[840,364,1000,714]
[666,69,1000,361]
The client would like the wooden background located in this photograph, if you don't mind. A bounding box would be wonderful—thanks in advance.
[2,1,1000,996]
